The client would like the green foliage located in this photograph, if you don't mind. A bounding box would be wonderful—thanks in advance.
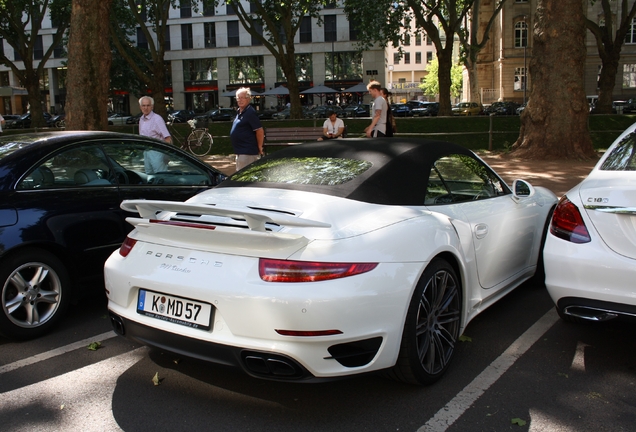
[420,58,463,98]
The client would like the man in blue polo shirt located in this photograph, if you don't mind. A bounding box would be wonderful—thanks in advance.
[230,88,264,171]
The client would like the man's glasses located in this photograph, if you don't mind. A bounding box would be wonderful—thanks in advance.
[236,96,250,100]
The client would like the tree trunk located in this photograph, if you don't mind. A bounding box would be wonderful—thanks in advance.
[437,47,455,116]
[466,57,480,103]
[25,76,46,128]
[595,53,619,114]
[512,0,597,160]
[65,0,113,130]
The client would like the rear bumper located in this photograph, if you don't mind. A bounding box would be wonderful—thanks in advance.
[109,311,315,381]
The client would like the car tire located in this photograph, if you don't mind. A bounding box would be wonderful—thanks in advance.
[0,249,71,339]
[388,258,462,385]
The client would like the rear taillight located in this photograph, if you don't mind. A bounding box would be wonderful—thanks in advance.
[119,237,137,257]
[259,259,378,282]
[550,197,591,243]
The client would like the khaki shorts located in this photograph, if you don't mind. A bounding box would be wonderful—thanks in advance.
[236,154,260,171]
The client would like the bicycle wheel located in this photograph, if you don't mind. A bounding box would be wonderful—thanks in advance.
[187,129,213,156]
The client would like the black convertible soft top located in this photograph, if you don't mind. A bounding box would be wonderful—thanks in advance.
[218,138,494,206]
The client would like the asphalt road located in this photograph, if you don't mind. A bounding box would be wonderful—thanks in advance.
[2,277,634,432]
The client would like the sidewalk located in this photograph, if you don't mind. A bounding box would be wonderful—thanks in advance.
[204,152,600,198]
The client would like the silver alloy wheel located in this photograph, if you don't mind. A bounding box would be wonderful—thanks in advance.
[415,267,461,376]
[2,261,62,329]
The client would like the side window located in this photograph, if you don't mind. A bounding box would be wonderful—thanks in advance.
[18,145,112,190]
[102,141,212,186]
[425,154,508,205]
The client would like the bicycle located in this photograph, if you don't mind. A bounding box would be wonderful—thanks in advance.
[167,118,213,157]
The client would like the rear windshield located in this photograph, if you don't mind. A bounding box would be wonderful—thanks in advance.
[230,157,372,186]
[601,132,636,171]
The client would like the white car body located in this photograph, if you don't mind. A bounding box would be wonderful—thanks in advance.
[108,113,132,126]
[105,139,557,384]
[544,123,636,322]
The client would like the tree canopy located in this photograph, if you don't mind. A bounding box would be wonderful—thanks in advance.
[217,0,332,119]
[0,0,71,127]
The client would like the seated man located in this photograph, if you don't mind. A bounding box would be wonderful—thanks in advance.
[317,111,345,141]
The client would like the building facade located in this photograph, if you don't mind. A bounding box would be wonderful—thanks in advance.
[0,1,385,116]
[475,0,636,105]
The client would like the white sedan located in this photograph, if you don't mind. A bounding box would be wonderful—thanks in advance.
[544,123,636,323]
[105,138,557,384]
[108,112,132,126]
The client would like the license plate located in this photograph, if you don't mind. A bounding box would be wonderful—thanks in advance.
[137,289,213,331]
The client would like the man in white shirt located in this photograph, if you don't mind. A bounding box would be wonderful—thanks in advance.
[364,81,387,137]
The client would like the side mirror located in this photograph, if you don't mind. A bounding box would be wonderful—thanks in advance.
[512,179,535,200]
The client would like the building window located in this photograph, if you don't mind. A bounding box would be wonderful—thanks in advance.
[300,17,312,43]
[324,51,362,82]
[404,52,410,64]
[226,3,235,15]
[415,34,422,46]
[324,15,337,42]
[415,52,422,64]
[393,52,400,64]
[623,64,636,88]
[515,21,528,48]
[228,21,240,47]
[252,20,263,46]
[626,18,636,44]
[164,26,171,51]
[426,52,433,63]
[183,58,217,81]
[137,28,148,49]
[514,67,527,91]
[229,56,264,84]
[180,1,191,18]
[426,35,432,45]
[34,35,43,60]
[181,24,193,49]
[205,22,216,48]
[203,4,215,17]
[349,15,360,41]
[277,53,313,82]
[404,34,410,46]
[53,41,65,58]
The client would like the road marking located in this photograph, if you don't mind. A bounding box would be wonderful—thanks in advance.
[0,331,117,375]
[419,308,559,432]
[0,347,147,431]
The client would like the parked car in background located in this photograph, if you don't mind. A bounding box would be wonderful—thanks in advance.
[390,103,413,117]
[411,102,439,117]
[483,101,520,116]
[47,114,66,128]
[126,113,142,125]
[452,102,483,116]
[258,109,278,120]
[106,138,557,384]
[305,105,344,119]
[195,108,236,123]
[272,108,291,120]
[0,131,227,340]
[108,113,132,126]
[544,122,636,324]
[516,104,526,115]
[168,110,196,123]
[2,114,20,128]
[342,104,370,117]
[7,112,52,129]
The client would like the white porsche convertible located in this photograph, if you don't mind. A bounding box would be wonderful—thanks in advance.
[105,138,557,385]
